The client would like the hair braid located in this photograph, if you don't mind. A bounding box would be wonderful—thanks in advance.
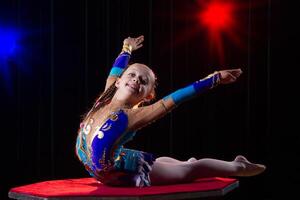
[82,82,117,121]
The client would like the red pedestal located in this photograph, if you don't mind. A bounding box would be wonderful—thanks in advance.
[9,177,239,200]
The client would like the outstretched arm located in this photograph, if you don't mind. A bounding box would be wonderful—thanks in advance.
[127,69,242,131]
[163,69,242,104]
[105,35,144,90]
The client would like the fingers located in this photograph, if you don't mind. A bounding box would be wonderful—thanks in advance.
[134,36,144,45]
[226,68,242,78]
[126,35,144,43]
[227,73,237,82]
[136,44,143,49]
[219,69,242,84]
[135,35,144,41]
[232,68,242,76]
[124,35,144,51]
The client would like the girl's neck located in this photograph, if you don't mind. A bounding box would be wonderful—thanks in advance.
[109,98,133,110]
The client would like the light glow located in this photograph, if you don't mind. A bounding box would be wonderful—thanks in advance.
[199,2,235,31]
[196,0,240,62]
[0,29,18,60]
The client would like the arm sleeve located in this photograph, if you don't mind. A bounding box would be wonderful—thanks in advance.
[163,72,220,105]
[127,72,220,131]
[109,52,131,77]
[105,52,131,90]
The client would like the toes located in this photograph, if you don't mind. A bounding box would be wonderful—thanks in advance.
[238,162,266,176]
[234,155,266,176]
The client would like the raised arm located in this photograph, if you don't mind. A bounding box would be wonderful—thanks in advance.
[127,69,242,131]
[105,35,144,90]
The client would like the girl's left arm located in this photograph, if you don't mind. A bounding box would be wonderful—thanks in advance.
[127,69,242,131]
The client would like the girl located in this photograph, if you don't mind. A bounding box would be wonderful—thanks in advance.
[76,35,266,187]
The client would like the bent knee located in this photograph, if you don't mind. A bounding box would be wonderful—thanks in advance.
[187,157,197,162]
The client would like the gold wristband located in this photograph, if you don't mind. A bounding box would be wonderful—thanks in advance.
[121,44,133,55]
[206,71,220,89]
[212,71,220,88]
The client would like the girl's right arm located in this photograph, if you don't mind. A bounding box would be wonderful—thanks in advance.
[105,36,144,91]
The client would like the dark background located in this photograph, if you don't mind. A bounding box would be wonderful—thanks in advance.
[0,0,292,199]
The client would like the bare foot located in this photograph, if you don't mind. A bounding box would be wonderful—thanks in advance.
[234,155,266,177]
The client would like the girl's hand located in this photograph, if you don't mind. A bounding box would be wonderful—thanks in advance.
[219,68,242,84]
[123,35,144,51]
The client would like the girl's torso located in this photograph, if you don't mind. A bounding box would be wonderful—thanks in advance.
[81,104,130,147]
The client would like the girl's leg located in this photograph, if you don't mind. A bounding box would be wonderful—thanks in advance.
[150,155,266,185]
[156,156,197,164]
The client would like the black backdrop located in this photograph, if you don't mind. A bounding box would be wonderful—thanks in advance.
[0,0,289,199]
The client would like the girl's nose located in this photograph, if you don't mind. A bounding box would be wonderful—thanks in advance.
[132,77,139,83]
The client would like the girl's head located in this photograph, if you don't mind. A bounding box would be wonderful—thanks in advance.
[85,63,157,119]
[114,63,157,106]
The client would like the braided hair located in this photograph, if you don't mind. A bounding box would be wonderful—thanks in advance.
[82,81,117,121]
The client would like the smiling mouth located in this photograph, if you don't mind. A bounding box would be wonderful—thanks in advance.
[126,84,139,93]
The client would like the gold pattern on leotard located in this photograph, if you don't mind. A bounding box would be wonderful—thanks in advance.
[99,148,112,171]
[110,113,118,121]
[83,124,91,135]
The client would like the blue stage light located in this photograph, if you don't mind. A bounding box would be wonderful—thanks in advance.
[0,28,19,61]
[0,27,22,95]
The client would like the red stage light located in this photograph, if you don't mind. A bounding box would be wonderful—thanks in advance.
[199,1,235,31]
[196,0,238,63]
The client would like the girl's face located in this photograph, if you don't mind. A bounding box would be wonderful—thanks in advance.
[115,63,156,105]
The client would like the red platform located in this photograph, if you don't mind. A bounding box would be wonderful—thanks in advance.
[8,177,239,200]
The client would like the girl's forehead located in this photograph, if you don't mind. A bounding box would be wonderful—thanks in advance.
[127,65,147,72]
[127,65,154,77]
[125,64,156,84]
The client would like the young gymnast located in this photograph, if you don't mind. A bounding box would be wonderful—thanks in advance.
[76,35,266,187]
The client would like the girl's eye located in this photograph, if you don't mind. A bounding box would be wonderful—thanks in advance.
[128,73,135,77]
[141,79,148,85]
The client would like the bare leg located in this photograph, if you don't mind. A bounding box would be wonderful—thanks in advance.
[156,156,197,164]
[150,155,266,185]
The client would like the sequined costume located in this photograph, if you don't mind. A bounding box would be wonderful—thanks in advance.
[76,51,220,187]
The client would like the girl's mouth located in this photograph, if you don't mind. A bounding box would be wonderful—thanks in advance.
[126,83,139,93]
